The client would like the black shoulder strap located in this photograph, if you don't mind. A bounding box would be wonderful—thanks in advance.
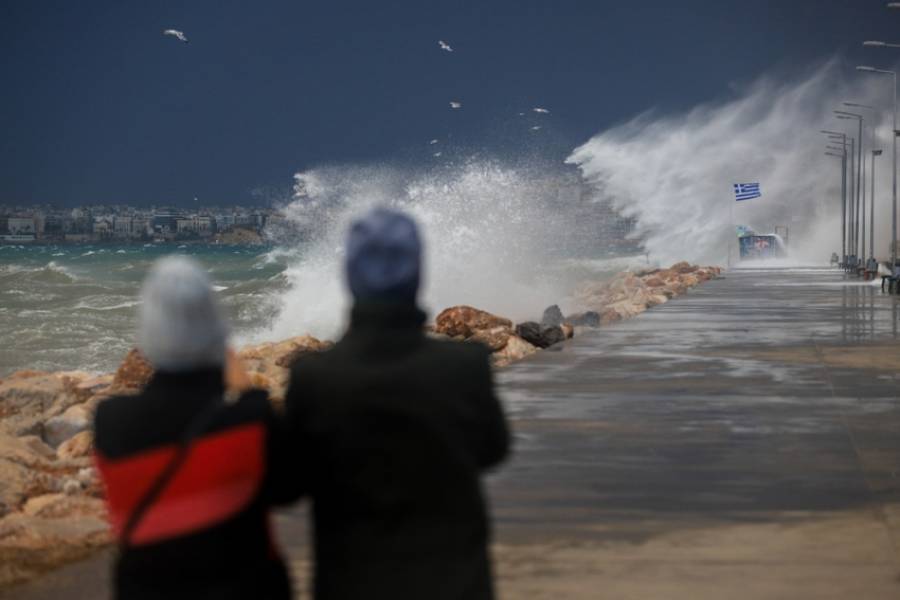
[119,398,224,549]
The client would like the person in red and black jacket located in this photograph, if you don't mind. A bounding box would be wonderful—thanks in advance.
[94,256,303,600]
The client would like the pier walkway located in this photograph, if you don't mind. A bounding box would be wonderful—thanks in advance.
[6,266,900,599]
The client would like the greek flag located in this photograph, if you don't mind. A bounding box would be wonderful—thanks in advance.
[734,182,761,201]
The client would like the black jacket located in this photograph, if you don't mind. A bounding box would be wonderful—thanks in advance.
[94,369,303,600]
[284,303,510,600]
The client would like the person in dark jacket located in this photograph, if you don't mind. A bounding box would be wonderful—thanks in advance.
[284,208,510,600]
[94,256,303,599]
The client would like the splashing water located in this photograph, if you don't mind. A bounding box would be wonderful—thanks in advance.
[253,159,632,342]
[567,60,898,266]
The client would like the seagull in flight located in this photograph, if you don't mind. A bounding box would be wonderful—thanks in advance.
[531,126,542,131]
[450,101,462,109]
[163,29,189,43]
[533,107,550,114]
[429,139,439,145]
[433,152,443,157]
[438,40,453,52]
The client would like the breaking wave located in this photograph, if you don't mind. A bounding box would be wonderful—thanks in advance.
[567,59,897,266]
[254,159,626,342]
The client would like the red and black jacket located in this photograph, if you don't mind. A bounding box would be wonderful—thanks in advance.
[94,369,303,600]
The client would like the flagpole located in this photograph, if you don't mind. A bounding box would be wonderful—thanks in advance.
[729,196,734,267]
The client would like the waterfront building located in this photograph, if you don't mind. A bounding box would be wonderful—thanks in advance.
[7,217,36,235]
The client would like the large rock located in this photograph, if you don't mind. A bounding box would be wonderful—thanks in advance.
[540,305,564,328]
[0,372,81,437]
[21,494,105,520]
[239,334,331,402]
[0,434,65,517]
[491,335,538,368]
[468,326,512,352]
[56,431,93,460]
[434,306,513,339]
[43,403,91,448]
[515,322,566,349]
[112,349,154,391]
[671,261,698,274]
[0,511,110,587]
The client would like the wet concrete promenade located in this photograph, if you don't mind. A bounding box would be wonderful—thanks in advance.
[6,266,900,598]
[489,266,900,598]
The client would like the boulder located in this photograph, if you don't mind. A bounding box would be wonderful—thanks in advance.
[72,374,114,403]
[0,434,63,517]
[21,494,105,519]
[273,336,333,367]
[434,306,513,339]
[515,322,566,349]
[238,334,331,402]
[17,436,57,461]
[56,431,93,460]
[646,294,669,308]
[671,261,698,274]
[565,311,600,328]
[0,511,110,587]
[0,372,80,437]
[112,349,154,391]
[468,327,512,352]
[491,335,538,368]
[540,305,564,328]
[43,403,91,448]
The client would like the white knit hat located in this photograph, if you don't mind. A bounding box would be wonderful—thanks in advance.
[137,256,228,372]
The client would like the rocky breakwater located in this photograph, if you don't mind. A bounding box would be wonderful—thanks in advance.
[0,370,112,586]
[573,261,722,325]
[431,262,722,366]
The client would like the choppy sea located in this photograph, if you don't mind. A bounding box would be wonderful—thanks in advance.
[0,243,289,376]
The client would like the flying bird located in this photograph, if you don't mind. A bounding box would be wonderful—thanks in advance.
[429,139,439,145]
[533,107,550,114]
[433,152,443,157]
[518,112,525,116]
[163,29,188,43]
[531,126,542,131]
[438,40,453,52]
[449,101,461,109]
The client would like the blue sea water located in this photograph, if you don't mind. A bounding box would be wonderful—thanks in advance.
[0,243,290,376]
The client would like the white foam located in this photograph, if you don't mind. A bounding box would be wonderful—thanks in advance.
[567,60,897,267]
[254,160,590,342]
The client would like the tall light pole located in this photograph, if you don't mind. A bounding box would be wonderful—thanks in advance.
[826,132,849,265]
[845,103,877,267]
[872,149,883,263]
[823,130,849,265]
[826,147,846,267]
[837,112,864,269]
[857,64,898,266]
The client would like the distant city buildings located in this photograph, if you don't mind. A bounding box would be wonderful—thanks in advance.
[0,204,287,243]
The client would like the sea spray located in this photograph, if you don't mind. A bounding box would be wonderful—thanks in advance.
[256,159,634,342]
[567,59,898,266]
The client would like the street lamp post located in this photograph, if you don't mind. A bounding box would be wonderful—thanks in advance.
[857,65,898,266]
[836,111,864,270]
[872,149,884,264]
[846,103,878,267]
[823,130,849,265]
[826,147,847,268]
